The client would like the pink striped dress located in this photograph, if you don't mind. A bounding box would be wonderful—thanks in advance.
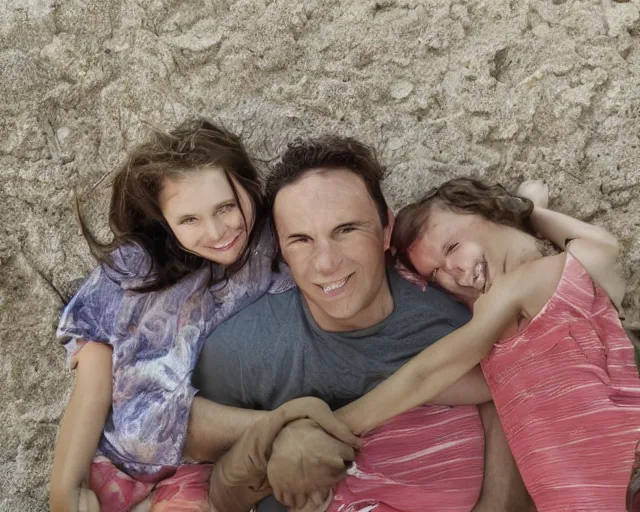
[329,404,485,512]
[481,252,640,511]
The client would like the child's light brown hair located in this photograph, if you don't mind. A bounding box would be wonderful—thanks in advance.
[392,178,534,273]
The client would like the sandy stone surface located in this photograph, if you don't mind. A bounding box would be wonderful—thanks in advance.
[1,0,639,509]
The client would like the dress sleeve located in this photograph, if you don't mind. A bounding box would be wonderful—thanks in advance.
[268,263,296,294]
[56,244,153,368]
[56,267,122,366]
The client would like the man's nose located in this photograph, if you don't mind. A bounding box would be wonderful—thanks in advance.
[313,240,342,274]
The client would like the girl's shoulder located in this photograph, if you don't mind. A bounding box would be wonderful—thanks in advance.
[102,243,156,290]
[565,238,624,310]
[514,253,567,321]
[514,237,624,319]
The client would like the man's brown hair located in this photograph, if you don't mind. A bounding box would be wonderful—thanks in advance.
[266,136,389,227]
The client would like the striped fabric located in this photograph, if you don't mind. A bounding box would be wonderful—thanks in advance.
[482,253,640,511]
[329,405,484,512]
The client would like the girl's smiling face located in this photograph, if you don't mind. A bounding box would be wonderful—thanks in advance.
[407,205,541,306]
[159,166,255,266]
[408,207,500,305]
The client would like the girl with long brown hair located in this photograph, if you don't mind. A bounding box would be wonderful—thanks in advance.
[49,119,353,512]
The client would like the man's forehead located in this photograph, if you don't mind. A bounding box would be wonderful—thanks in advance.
[273,168,378,225]
[282,167,368,196]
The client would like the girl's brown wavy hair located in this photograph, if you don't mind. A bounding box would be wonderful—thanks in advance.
[77,118,266,292]
[392,178,534,273]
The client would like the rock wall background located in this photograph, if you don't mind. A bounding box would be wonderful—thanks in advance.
[1,0,639,509]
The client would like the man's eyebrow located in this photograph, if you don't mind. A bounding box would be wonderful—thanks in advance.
[333,221,368,232]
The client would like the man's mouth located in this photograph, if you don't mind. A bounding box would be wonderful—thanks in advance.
[317,273,353,295]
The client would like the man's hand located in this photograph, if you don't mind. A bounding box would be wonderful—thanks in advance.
[267,418,357,509]
[209,397,360,512]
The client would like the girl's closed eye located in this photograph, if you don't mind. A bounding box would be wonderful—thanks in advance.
[445,243,459,255]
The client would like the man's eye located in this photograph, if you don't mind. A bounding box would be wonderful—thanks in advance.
[339,226,355,234]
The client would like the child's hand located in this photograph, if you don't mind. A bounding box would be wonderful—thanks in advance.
[77,488,100,512]
[517,179,549,209]
[473,269,523,321]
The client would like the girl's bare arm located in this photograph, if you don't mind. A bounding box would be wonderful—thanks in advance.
[518,180,617,251]
[50,342,113,512]
[518,181,624,308]
[335,267,527,435]
[530,207,624,305]
[529,206,618,252]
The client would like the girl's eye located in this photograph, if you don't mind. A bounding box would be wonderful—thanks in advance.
[446,243,459,255]
[181,217,197,225]
[217,203,237,215]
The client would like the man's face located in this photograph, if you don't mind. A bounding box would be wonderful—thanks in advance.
[273,168,392,332]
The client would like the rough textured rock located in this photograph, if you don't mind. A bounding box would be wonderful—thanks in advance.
[1,0,639,509]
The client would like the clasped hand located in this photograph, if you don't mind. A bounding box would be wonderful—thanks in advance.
[212,397,361,511]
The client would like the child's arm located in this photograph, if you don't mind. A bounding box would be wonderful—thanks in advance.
[50,342,113,512]
[517,180,618,251]
[336,267,525,435]
[517,180,624,308]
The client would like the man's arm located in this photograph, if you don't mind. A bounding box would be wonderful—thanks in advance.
[183,396,268,462]
[472,402,535,512]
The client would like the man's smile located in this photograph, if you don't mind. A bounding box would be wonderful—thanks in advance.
[317,273,354,296]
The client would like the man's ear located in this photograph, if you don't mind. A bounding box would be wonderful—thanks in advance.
[383,208,395,251]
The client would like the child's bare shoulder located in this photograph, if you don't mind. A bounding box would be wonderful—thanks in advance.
[566,238,624,309]
[513,253,566,319]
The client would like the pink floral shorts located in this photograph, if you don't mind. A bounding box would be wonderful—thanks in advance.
[89,456,212,512]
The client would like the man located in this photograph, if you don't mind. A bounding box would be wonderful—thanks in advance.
[186,137,533,511]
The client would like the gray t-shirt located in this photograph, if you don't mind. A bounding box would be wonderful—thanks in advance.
[193,269,471,512]
[194,269,471,410]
